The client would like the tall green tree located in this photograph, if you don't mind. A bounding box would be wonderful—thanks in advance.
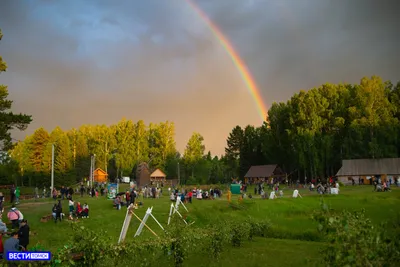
[183,132,205,179]
[114,119,136,177]
[29,128,50,173]
[0,29,32,150]
[225,126,244,179]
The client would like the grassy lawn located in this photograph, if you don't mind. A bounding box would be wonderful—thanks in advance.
[2,185,399,266]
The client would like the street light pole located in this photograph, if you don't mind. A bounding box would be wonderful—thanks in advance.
[92,154,96,187]
[177,162,180,186]
[89,155,93,188]
[51,144,55,191]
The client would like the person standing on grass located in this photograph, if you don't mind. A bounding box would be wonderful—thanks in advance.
[68,199,75,220]
[80,183,85,197]
[34,187,39,201]
[0,192,4,214]
[14,188,20,205]
[9,185,15,204]
[55,200,62,222]
[187,191,192,204]
[129,190,136,206]
[17,220,29,251]
[52,204,57,222]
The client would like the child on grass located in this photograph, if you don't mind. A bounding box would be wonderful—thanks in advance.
[52,204,57,222]
[82,203,89,218]
[68,199,74,220]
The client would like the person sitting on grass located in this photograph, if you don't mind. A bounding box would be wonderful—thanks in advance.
[7,206,22,230]
[76,202,83,218]
[0,216,8,234]
[114,197,121,210]
[0,232,4,259]
[82,203,89,218]
[3,232,20,257]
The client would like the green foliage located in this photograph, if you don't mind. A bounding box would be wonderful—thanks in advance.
[46,216,273,267]
[225,76,400,181]
[0,29,32,151]
[312,199,400,267]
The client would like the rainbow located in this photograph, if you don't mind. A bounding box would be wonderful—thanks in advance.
[184,0,268,122]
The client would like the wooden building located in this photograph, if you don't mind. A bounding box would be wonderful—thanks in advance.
[336,158,400,185]
[150,169,167,186]
[136,162,151,187]
[93,168,108,183]
[244,164,286,184]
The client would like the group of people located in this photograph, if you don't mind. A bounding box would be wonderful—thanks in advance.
[114,189,137,210]
[373,179,392,192]
[0,186,30,260]
[68,199,90,219]
[169,187,222,203]
[8,185,21,205]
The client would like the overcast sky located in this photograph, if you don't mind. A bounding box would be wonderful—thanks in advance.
[0,0,399,155]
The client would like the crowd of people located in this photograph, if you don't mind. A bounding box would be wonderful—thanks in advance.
[0,185,30,260]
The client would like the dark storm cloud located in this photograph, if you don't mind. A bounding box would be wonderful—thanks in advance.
[197,0,400,102]
[0,0,399,154]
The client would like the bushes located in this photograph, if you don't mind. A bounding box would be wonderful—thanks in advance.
[313,200,400,267]
[46,217,271,267]
[36,204,399,267]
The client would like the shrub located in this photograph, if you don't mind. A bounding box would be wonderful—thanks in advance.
[312,200,399,267]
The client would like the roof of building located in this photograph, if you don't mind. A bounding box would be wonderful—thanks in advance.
[150,168,166,178]
[93,168,108,175]
[336,158,400,176]
[244,165,281,178]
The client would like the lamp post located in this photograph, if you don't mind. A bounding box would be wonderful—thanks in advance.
[51,144,55,191]
[177,162,181,186]
[90,154,96,188]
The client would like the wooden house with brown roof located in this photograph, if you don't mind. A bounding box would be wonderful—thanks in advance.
[244,164,286,184]
[150,169,167,186]
[93,168,108,183]
[336,158,400,185]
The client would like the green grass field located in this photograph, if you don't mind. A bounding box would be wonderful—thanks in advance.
[2,185,399,267]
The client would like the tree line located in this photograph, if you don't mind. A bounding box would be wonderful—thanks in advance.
[226,76,400,181]
[3,120,231,186]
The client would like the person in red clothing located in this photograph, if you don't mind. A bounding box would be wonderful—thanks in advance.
[187,191,193,204]
[125,191,130,205]
[76,202,83,218]
[0,232,4,259]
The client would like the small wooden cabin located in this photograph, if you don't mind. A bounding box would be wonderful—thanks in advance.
[93,168,108,183]
[244,164,286,184]
[150,169,167,186]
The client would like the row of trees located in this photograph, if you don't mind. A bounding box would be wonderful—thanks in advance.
[3,120,231,186]
[3,76,400,186]
[226,76,400,181]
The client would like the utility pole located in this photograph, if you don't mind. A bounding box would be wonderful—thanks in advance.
[89,155,93,188]
[92,154,96,187]
[177,162,181,186]
[105,143,108,174]
[51,144,55,191]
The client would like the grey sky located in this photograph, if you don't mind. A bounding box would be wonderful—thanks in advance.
[0,0,399,155]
